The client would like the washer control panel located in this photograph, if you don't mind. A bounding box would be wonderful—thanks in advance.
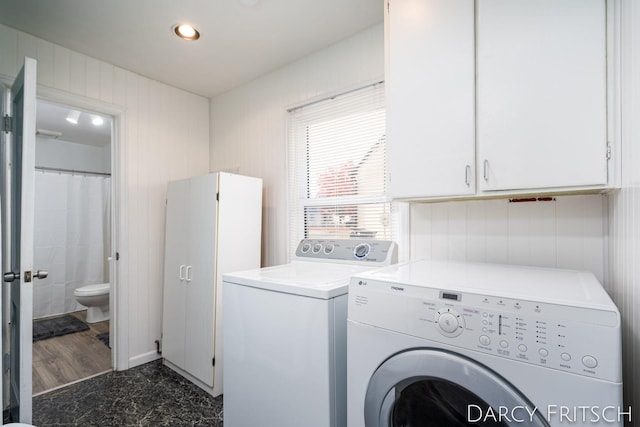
[349,277,621,383]
[295,239,397,265]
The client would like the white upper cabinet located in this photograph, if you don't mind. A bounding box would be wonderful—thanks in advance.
[477,0,607,192]
[387,0,612,200]
[387,0,475,199]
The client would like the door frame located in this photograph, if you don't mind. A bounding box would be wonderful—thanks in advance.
[35,86,128,371]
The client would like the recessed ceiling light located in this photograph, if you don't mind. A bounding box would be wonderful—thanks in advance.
[66,110,80,125]
[173,24,200,41]
[91,115,104,126]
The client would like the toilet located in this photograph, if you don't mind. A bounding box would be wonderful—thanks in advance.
[74,283,110,323]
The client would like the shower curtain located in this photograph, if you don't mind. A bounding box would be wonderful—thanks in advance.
[33,171,111,319]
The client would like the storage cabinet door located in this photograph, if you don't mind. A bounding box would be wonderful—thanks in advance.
[184,174,217,387]
[162,179,191,369]
[477,0,607,192]
[387,0,475,199]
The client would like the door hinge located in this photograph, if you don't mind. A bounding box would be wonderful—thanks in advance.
[116,252,120,261]
[2,115,12,133]
[212,357,215,366]
[606,143,612,160]
[216,192,219,202]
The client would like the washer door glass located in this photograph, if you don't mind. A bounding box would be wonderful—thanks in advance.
[365,349,550,427]
[393,378,506,426]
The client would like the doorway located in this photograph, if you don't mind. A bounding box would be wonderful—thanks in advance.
[31,100,114,394]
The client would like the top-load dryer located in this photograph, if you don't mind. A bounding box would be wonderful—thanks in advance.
[223,239,397,427]
[347,260,624,427]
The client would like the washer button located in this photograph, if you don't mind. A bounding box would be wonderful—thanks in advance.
[518,344,528,353]
[323,244,334,254]
[312,243,322,254]
[479,335,491,346]
[499,340,508,349]
[561,353,572,362]
[538,348,549,358]
[582,355,598,369]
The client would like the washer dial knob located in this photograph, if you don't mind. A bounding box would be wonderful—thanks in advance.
[434,308,464,337]
[353,243,371,259]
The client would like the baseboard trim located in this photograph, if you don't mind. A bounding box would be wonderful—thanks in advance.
[128,351,161,369]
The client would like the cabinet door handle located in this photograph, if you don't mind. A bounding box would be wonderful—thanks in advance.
[186,265,193,282]
[483,159,489,182]
[465,165,471,186]
[179,264,186,281]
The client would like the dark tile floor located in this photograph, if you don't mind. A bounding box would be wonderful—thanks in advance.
[32,359,223,426]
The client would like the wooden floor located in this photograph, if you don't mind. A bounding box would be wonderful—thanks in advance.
[32,311,112,395]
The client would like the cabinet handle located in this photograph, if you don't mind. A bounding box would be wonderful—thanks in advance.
[179,264,186,281]
[465,165,471,186]
[186,265,193,282]
[483,159,489,182]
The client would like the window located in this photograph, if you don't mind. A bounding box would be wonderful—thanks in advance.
[288,82,390,255]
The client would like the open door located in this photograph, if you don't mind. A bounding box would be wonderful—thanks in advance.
[1,56,40,423]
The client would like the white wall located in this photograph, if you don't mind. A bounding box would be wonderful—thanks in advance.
[411,195,607,282]
[0,23,210,368]
[608,0,640,420]
[36,137,110,174]
[210,23,384,267]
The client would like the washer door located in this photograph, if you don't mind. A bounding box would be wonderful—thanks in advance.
[365,349,550,427]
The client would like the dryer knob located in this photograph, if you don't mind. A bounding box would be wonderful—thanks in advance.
[353,243,371,259]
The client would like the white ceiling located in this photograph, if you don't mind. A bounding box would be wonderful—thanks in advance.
[0,0,383,98]
[36,101,112,147]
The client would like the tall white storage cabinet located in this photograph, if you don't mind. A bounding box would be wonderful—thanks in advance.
[161,172,262,397]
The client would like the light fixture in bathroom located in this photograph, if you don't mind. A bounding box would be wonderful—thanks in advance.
[36,128,62,139]
[91,115,104,126]
[66,110,80,124]
[173,23,200,41]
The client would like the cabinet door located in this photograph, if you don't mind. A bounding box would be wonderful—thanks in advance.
[387,0,475,199]
[162,178,191,369]
[477,0,607,192]
[184,174,218,387]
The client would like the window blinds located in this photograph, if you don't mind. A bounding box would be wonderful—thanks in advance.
[288,82,390,256]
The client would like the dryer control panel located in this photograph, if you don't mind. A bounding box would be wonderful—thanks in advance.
[294,239,397,265]
[349,261,622,383]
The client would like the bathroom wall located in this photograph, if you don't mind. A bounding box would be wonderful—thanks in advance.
[36,137,111,174]
[34,132,112,319]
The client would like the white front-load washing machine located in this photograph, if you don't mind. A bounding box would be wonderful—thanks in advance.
[348,260,624,427]
[223,239,397,427]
